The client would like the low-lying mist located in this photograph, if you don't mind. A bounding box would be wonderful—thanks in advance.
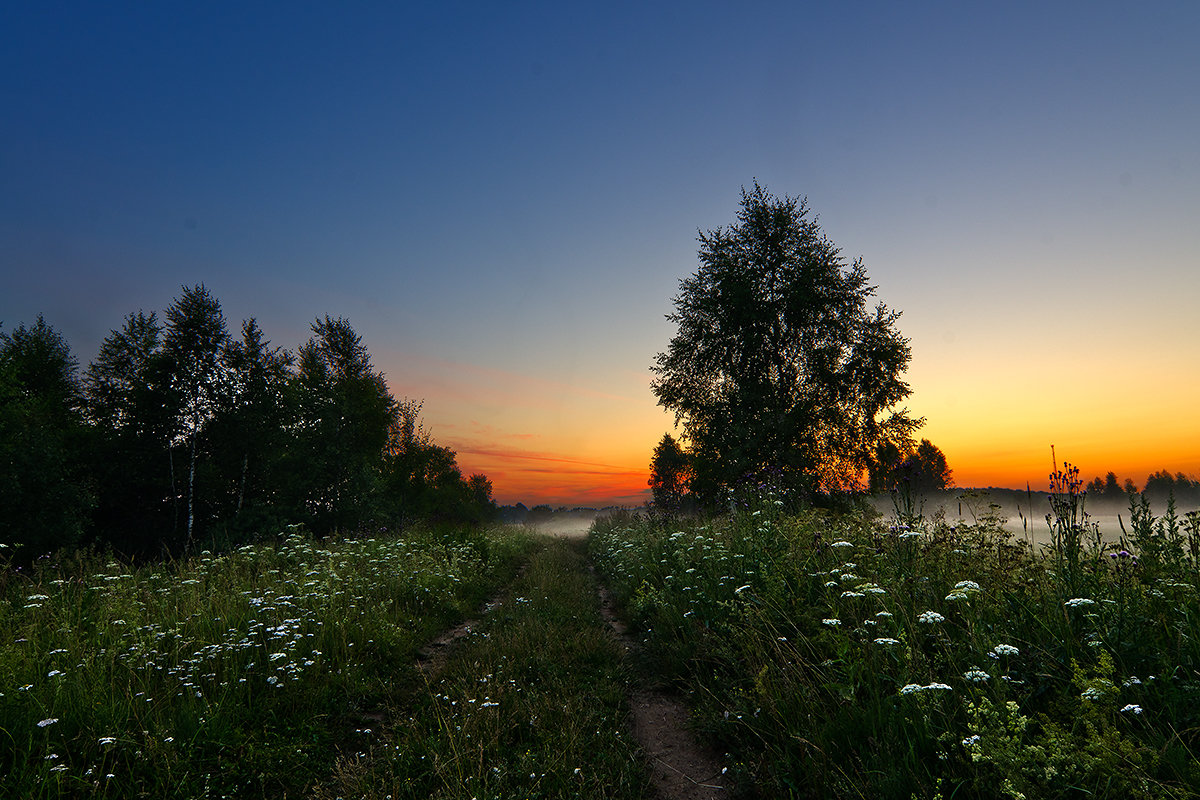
[869,489,1200,546]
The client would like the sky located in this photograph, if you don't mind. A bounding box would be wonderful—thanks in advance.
[3,2,1198,507]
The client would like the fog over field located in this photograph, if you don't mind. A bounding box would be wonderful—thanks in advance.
[870,490,1200,546]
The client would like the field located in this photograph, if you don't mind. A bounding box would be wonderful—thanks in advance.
[590,486,1200,798]
[1,526,545,798]
[7,484,1200,799]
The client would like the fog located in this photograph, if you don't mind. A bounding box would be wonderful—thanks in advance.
[869,491,1200,547]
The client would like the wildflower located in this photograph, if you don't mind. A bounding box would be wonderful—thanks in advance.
[98,737,117,745]
[962,734,982,747]
[963,667,990,683]
[990,644,1019,657]
[841,591,865,598]
[1081,687,1105,701]
[37,718,58,728]
[917,611,945,624]
[1065,597,1096,608]
[925,682,953,692]
[1122,676,1142,687]
[822,618,841,626]
[954,580,982,593]
[873,637,900,646]
[47,669,64,678]
[899,683,924,695]
[825,581,839,588]
[830,541,854,549]
[945,592,969,601]
[1120,704,1143,715]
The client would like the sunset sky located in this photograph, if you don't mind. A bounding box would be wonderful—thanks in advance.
[3,3,1198,506]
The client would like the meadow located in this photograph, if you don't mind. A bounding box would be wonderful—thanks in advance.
[0,525,541,798]
[9,477,1200,800]
[590,477,1200,799]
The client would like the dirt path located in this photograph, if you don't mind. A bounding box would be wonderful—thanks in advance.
[596,581,731,799]
[414,559,530,676]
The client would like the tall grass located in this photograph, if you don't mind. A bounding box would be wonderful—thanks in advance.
[0,525,537,798]
[314,536,649,799]
[591,487,1200,799]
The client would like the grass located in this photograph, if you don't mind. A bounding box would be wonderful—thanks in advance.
[0,524,539,798]
[590,485,1200,799]
[14,477,1200,799]
[312,536,649,799]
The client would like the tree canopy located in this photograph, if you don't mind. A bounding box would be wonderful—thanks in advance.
[1,289,497,560]
[651,183,920,502]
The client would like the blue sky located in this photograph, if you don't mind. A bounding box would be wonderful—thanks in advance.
[4,2,1198,504]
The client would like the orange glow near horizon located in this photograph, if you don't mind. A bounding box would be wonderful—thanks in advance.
[380,334,1200,508]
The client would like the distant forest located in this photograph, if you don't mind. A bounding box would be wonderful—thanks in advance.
[0,285,495,561]
[1081,470,1200,506]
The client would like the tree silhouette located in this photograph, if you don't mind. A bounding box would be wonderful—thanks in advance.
[870,438,951,494]
[291,316,396,533]
[84,311,176,552]
[0,317,93,555]
[206,318,294,535]
[162,285,229,550]
[652,183,919,502]
[648,432,691,513]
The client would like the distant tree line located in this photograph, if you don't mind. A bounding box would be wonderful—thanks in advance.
[0,285,495,561]
[1085,470,1200,506]
[647,430,953,516]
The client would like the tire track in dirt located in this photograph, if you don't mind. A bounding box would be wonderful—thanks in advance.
[596,579,730,799]
[414,558,532,676]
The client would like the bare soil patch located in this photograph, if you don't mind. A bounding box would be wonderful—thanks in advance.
[597,582,730,799]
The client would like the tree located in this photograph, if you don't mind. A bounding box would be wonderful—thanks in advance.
[206,318,294,536]
[648,433,691,513]
[869,438,951,495]
[0,317,93,555]
[907,439,952,493]
[162,285,230,550]
[83,311,175,552]
[651,183,920,503]
[289,316,397,532]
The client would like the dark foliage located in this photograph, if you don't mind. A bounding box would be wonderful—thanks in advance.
[2,293,496,560]
[652,183,920,504]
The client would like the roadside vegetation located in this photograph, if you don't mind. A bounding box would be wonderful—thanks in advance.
[0,525,537,798]
[591,474,1200,799]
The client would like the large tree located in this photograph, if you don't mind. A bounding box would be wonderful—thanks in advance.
[0,317,93,555]
[207,318,294,533]
[651,183,920,502]
[162,285,230,549]
[83,311,176,552]
[290,316,397,532]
